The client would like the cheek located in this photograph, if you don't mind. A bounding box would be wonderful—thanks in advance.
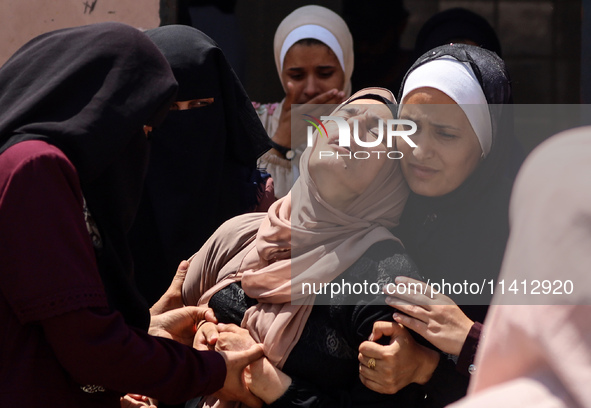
[443,146,482,188]
[322,71,346,91]
[397,139,414,157]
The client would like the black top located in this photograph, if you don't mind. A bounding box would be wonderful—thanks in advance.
[208,240,460,408]
[396,44,521,307]
[0,22,178,329]
[391,44,523,406]
[130,25,271,304]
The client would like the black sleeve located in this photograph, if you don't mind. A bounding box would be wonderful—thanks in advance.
[419,353,469,408]
[266,241,424,408]
[268,376,421,408]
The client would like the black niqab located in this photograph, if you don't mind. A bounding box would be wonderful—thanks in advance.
[0,22,178,329]
[130,25,271,304]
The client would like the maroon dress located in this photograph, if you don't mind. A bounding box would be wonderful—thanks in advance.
[0,141,226,407]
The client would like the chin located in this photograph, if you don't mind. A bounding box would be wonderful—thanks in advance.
[407,181,442,197]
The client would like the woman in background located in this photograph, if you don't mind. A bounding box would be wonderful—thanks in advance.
[256,4,354,198]
[0,22,261,407]
[130,25,272,305]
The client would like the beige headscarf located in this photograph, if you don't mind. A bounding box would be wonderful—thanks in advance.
[450,127,591,408]
[273,5,354,97]
[183,89,407,386]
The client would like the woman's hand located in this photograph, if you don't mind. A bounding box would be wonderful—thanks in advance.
[150,260,191,316]
[385,276,474,356]
[272,82,346,150]
[213,344,266,408]
[358,321,439,394]
[214,323,257,352]
[149,306,217,346]
[120,394,157,408]
[210,324,292,405]
[193,321,220,351]
[245,355,292,405]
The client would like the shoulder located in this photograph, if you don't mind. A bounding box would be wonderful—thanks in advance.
[360,240,421,282]
[252,100,283,133]
[252,101,281,117]
[0,140,79,193]
[1,139,71,167]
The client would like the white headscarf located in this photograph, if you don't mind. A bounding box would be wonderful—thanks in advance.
[273,5,354,97]
[401,56,492,157]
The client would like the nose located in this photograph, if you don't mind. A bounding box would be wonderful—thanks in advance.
[408,131,432,160]
[347,114,369,143]
[302,76,321,100]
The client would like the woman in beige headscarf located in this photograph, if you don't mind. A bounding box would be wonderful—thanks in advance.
[255,5,354,199]
[183,89,428,407]
[449,127,591,408]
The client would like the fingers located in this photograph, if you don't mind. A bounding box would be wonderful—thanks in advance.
[149,260,191,315]
[183,306,218,325]
[219,344,264,368]
[120,394,156,408]
[198,322,220,347]
[358,340,385,358]
[357,351,379,371]
[283,81,296,110]
[172,260,190,287]
[392,312,428,337]
[193,331,210,351]
[358,360,385,384]
[359,374,393,395]
[306,89,345,105]
[368,320,404,342]
[384,298,431,325]
[217,323,247,334]
[385,278,434,309]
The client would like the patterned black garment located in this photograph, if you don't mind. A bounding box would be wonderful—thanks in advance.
[209,240,426,408]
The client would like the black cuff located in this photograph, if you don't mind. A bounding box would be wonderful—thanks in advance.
[268,139,295,160]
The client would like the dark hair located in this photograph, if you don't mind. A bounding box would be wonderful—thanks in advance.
[294,38,328,47]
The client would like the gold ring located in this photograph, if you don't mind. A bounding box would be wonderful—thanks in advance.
[367,358,376,370]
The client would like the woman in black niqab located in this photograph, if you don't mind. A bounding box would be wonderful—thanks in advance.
[130,25,271,305]
[0,22,178,329]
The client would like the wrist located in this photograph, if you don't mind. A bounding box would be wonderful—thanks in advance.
[415,346,440,385]
[248,358,291,404]
[268,138,295,160]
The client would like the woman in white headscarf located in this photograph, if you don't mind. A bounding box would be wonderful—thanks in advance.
[449,127,591,408]
[357,43,520,407]
[255,5,354,198]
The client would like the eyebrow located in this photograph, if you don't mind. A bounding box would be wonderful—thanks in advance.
[341,107,361,115]
[341,107,391,121]
[432,123,460,131]
[399,112,459,130]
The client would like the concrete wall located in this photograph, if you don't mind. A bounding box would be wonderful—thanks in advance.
[0,0,160,66]
[229,0,580,106]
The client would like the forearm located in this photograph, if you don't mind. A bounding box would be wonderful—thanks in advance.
[42,307,226,404]
[248,358,292,405]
